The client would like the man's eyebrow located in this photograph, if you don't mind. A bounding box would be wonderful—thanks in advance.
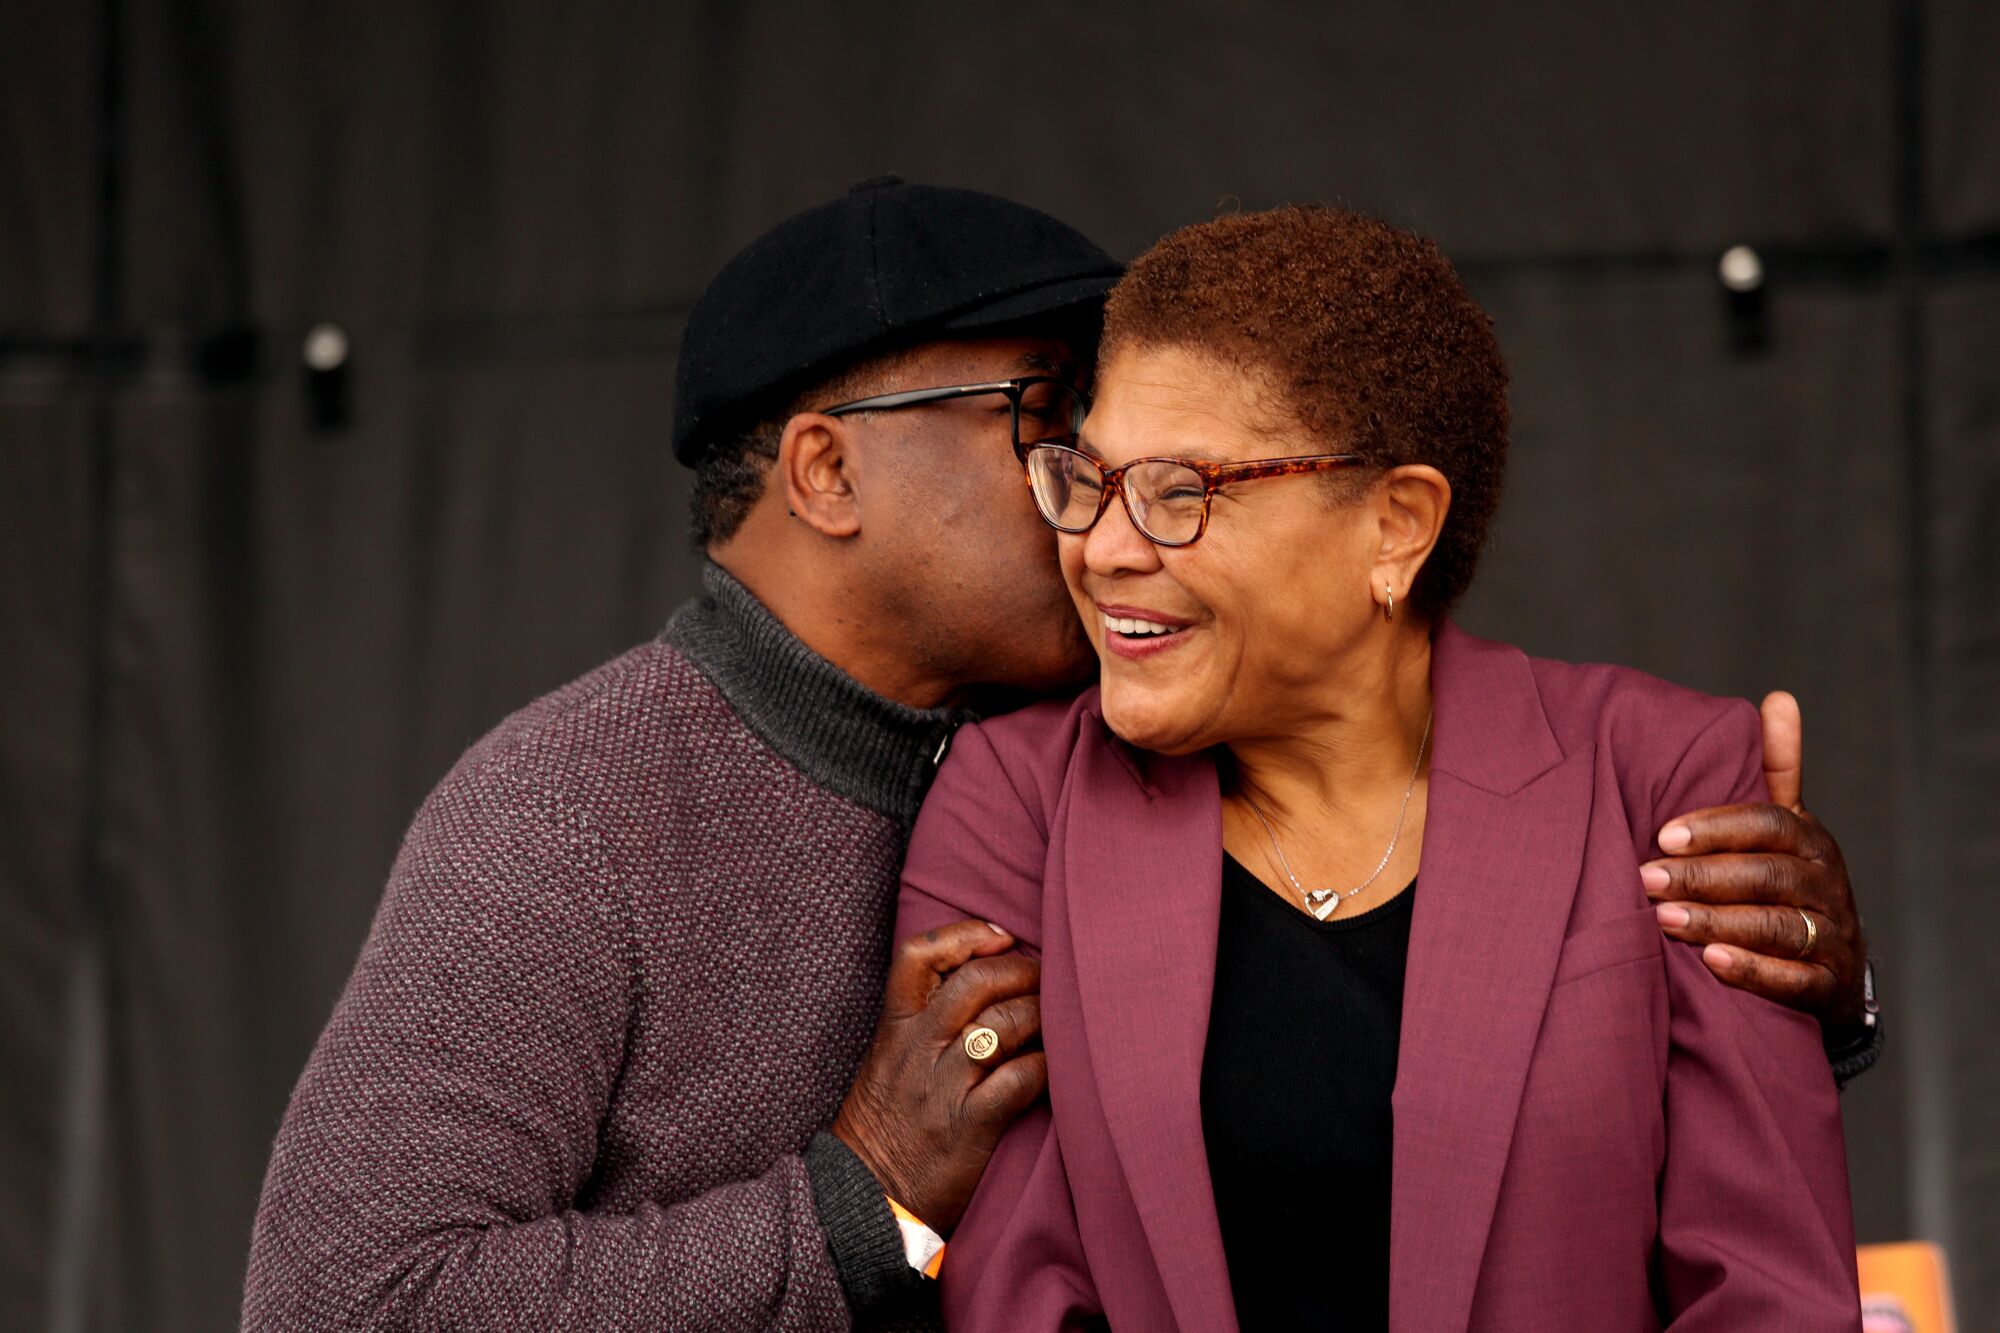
[1019,351,1076,379]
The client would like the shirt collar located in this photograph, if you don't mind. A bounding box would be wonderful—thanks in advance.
[662,562,970,828]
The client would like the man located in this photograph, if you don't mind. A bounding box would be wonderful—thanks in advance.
[244,178,1880,1330]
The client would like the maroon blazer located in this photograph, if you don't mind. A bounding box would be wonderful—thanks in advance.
[897,624,1859,1331]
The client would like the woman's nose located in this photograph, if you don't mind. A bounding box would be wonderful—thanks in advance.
[1081,483,1164,577]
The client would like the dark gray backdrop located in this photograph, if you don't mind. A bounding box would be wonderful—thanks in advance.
[3,2,1995,1329]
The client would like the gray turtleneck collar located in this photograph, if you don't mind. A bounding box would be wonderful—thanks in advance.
[661,563,970,829]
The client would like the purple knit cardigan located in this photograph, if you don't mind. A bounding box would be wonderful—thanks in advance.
[244,566,964,1329]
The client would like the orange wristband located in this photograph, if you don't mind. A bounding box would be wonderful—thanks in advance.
[885,1196,946,1279]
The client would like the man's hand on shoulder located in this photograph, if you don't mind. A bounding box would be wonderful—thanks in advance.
[1642,691,1872,1045]
[832,919,1047,1235]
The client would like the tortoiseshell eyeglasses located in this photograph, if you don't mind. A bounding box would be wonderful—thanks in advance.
[1021,442,1365,547]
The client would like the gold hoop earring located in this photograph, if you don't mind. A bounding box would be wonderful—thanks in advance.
[1383,583,1395,622]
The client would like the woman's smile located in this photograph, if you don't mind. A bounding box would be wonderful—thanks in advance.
[1095,602,1197,660]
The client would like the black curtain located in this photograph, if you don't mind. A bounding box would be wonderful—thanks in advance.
[3,2,1995,1328]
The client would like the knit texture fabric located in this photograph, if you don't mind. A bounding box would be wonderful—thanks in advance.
[243,564,965,1330]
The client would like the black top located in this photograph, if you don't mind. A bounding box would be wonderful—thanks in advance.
[1201,853,1417,1332]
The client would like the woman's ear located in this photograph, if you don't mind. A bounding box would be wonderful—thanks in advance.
[778,413,862,539]
[1372,463,1451,601]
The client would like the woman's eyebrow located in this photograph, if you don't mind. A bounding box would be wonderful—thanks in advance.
[1075,432,1229,466]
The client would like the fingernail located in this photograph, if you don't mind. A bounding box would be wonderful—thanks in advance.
[1659,824,1691,852]
[1640,864,1671,894]
[1703,944,1733,970]
[986,921,1008,935]
[1655,903,1690,928]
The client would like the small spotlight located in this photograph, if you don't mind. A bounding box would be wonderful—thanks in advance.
[1718,245,1764,293]
[302,322,350,372]
[302,322,353,430]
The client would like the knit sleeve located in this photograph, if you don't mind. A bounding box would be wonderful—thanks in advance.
[241,756,854,1332]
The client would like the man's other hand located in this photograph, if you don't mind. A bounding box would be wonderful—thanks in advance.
[832,919,1046,1234]
[1642,691,1869,1039]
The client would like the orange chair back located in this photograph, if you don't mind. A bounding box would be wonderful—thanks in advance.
[1857,1242,1955,1333]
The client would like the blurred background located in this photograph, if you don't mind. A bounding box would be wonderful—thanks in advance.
[3,2,1994,1329]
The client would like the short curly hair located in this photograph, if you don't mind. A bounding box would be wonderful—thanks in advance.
[1100,205,1509,620]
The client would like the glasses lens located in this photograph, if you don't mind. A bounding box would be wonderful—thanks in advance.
[1015,381,1086,447]
[1127,461,1207,544]
[1025,446,1104,532]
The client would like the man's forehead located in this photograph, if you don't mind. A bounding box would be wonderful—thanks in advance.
[899,333,1081,382]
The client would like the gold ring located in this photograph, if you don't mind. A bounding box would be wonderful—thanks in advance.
[1795,909,1818,959]
[962,1026,1001,1062]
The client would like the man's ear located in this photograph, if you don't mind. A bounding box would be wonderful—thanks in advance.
[777,413,862,539]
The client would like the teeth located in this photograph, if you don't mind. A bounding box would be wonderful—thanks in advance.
[1102,614,1179,637]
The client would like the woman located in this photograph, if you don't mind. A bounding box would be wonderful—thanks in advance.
[895,207,1858,1330]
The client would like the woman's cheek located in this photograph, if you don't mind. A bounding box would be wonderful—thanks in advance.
[1057,537,1088,592]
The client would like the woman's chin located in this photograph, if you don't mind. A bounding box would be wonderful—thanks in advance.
[1097,688,1208,755]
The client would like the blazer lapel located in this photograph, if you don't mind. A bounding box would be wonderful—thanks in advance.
[1389,624,1595,1331]
[1059,716,1238,1333]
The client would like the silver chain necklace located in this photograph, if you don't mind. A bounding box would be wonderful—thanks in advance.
[1239,709,1432,922]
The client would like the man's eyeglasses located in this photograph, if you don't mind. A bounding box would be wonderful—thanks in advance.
[819,377,1088,455]
[1021,442,1365,547]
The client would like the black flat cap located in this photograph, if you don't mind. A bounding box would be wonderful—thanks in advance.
[672,176,1123,465]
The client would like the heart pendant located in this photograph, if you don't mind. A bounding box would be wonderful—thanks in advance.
[1305,889,1341,921]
